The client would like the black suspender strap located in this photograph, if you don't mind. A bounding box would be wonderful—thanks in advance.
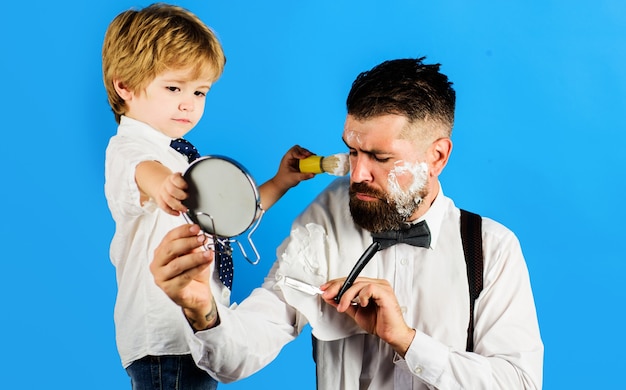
[460,209,484,352]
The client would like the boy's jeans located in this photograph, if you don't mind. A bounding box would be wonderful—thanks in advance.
[126,354,218,390]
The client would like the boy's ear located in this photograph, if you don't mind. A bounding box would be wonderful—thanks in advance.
[113,79,133,101]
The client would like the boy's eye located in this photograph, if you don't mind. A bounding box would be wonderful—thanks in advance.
[166,86,180,92]
[194,91,207,97]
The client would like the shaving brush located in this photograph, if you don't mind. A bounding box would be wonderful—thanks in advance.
[299,153,350,176]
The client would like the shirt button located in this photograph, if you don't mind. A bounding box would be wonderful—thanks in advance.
[414,366,423,374]
[400,306,407,314]
[400,258,408,266]
[222,289,230,300]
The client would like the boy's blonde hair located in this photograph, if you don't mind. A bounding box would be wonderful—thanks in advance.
[102,3,226,123]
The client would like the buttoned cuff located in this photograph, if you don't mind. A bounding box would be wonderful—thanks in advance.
[394,330,447,385]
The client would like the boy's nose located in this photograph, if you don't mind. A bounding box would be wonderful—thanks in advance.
[179,100,194,111]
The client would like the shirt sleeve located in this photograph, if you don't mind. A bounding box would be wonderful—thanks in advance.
[185,179,352,383]
[400,220,543,389]
[187,280,302,383]
[105,136,164,216]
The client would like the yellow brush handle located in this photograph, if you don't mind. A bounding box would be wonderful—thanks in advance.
[299,155,323,174]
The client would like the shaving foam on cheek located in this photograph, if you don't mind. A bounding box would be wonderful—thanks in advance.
[387,161,429,217]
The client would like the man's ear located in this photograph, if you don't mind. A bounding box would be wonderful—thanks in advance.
[113,79,133,101]
[428,137,452,177]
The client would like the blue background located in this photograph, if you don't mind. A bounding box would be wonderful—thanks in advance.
[1,1,624,388]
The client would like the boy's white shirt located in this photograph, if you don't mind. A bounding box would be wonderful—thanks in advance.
[104,116,230,368]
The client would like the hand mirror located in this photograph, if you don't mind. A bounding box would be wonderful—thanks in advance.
[182,155,264,264]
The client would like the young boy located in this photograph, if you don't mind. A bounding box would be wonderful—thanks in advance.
[102,4,313,389]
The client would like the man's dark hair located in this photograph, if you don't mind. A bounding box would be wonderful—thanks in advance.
[346,57,456,131]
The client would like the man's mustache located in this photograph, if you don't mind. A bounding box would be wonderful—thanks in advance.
[349,182,387,200]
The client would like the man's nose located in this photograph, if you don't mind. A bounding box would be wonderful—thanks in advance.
[350,156,373,183]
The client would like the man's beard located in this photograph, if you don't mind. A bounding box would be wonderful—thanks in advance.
[349,181,428,233]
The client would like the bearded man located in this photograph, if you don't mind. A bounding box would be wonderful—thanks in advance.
[151,58,544,390]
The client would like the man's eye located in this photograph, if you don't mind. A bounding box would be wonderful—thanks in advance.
[374,156,391,163]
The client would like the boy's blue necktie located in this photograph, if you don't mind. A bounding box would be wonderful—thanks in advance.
[170,138,234,289]
[170,138,201,163]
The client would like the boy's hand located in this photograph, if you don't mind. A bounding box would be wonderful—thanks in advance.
[258,145,315,210]
[274,144,316,190]
[136,161,190,216]
[156,172,190,215]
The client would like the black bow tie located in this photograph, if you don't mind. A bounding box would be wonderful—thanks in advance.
[335,221,430,302]
[334,220,431,302]
[371,220,431,250]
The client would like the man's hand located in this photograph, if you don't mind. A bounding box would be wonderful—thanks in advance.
[320,277,416,357]
[150,224,218,330]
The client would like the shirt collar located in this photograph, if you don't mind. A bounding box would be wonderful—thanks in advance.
[413,183,446,250]
[118,115,175,148]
